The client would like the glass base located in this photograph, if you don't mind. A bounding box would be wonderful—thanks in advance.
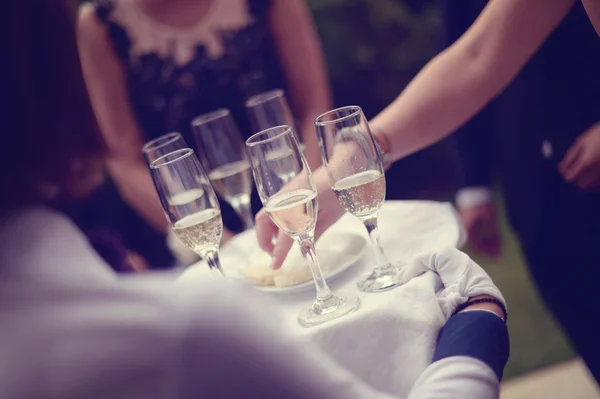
[357,264,402,293]
[298,292,360,328]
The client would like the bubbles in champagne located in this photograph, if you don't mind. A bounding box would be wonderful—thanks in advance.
[265,189,317,237]
[332,170,385,219]
[172,208,223,254]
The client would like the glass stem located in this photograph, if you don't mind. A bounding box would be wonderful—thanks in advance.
[232,199,255,230]
[362,215,392,270]
[202,249,226,278]
[297,234,332,301]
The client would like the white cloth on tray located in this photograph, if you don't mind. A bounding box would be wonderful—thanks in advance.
[0,206,502,398]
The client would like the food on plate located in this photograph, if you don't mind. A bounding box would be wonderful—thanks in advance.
[239,265,276,286]
[239,259,315,288]
[273,266,313,288]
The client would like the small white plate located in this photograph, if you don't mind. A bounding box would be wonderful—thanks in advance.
[220,228,368,294]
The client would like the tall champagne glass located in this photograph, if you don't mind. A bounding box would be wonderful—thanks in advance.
[315,106,401,292]
[246,125,360,327]
[191,109,254,230]
[150,148,225,277]
[246,89,306,154]
[142,132,187,164]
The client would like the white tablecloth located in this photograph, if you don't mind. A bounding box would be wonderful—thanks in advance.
[178,200,467,396]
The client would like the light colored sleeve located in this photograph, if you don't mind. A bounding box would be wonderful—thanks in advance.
[455,186,494,209]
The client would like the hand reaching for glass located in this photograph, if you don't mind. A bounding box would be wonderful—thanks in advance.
[256,106,403,293]
[255,166,344,270]
[247,125,359,327]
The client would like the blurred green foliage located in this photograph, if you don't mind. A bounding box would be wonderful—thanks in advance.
[307,0,439,117]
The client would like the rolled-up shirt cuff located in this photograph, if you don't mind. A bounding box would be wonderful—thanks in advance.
[456,186,493,209]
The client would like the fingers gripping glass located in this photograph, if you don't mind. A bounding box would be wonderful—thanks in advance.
[315,106,402,292]
[150,149,225,277]
[246,126,359,327]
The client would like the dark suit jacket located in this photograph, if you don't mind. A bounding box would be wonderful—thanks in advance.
[444,1,600,249]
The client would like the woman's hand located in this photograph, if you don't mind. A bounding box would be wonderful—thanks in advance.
[255,167,345,269]
[559,122,600,191]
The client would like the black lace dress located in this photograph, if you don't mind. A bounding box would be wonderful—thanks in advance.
[79,0,289,269]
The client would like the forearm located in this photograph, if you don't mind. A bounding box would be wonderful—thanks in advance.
[371,47,507,163]
[107,158,169,233]
[267,0,332,170]
[456,186,493,209]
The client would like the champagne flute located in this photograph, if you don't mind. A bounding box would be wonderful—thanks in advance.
[246,125,360,327]
[315,106,401,292]
[246,89,296,132]
[246,90,306,182]
[191,109,254,230]
[142,132,187,164]
[150,148,225,277]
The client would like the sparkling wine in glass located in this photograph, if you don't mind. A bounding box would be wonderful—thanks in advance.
[142,132,188,164]
[246,125,360,327]
[315,106,401,292]
[191,109,254,230]
[150,148,225,277]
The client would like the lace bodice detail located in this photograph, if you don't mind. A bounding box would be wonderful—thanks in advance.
[104,0,255,66]
[93,0,287,143]
[92,0,285,231]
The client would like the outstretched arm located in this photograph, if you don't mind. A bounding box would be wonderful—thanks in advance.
[371,0,575,161]
[582,0,600,37]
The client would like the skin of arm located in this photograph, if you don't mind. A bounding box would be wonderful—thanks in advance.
[77,5,169,233]
[370,0,576,162]
[267,0,334,169]
[78,4,237,238]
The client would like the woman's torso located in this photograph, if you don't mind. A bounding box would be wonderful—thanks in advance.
[94,0,288,144]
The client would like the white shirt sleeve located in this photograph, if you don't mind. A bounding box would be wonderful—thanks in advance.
[456,186,494,209]
[408,357,499,399]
